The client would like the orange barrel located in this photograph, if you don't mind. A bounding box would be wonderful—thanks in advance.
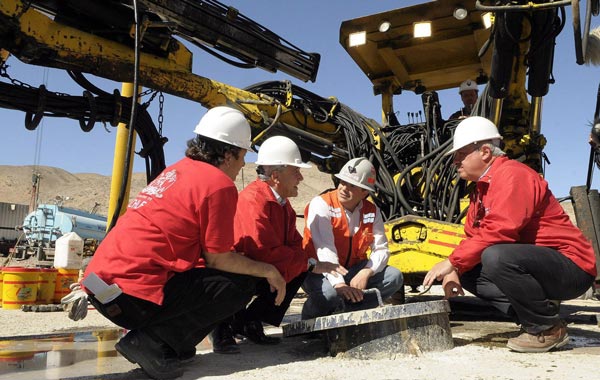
[53,268,79,303]
[0,268,3,306]
[2,267,39,309]
[38,268,58,304]
[0,340,35,362]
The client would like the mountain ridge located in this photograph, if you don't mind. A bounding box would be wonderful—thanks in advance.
[0,164,333,217]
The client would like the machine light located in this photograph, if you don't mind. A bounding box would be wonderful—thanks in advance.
[413,22,431,38]
[348,31,367,47]
[379,21,391,33]
[414,81,426,95]
[482,12,494,29]
[476,70,489,85]
[453,7,468,20]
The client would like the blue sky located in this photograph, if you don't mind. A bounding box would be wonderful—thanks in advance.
[1,1,599,197]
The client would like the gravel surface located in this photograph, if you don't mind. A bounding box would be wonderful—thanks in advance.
[0,306,118,338]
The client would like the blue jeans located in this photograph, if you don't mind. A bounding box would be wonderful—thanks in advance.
[301,260,403,320]
[460,244,594,334]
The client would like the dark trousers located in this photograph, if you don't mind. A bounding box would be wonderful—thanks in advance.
[233,272,307,327]
[88,268,258,356]
[460,244,594,334]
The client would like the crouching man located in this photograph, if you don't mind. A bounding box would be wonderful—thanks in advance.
[301,157,403,320]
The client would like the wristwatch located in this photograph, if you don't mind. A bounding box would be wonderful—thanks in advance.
[307,258,317,273]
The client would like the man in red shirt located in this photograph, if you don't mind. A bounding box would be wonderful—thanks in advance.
[81,107,286,379]
[424,116,597,353]
[209,135,347,353]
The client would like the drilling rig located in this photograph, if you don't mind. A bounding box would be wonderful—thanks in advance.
[1,0,599,292]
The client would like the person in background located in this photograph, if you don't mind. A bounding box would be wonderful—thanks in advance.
[210,135,347,353]
[80,106,286,380]
[449,79,479,120]
[301,157,403,320]
[424,116,596,353]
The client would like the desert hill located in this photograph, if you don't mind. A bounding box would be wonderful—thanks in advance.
[0,164,576,225]
[0,164,334,217]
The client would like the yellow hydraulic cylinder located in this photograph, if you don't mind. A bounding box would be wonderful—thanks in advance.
[107,83,138,230]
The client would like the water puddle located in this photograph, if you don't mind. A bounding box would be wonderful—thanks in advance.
[0,329,134,379]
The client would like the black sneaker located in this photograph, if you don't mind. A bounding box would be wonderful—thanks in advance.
[164,346,196,364]
[243,320,281,345]
[177,348,196,364]
[115,330,183,380]
[209,323,240,354]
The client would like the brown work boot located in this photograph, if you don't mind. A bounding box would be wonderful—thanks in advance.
[507,323,569,353]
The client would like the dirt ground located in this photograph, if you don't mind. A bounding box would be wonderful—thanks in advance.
[1,288,599,380]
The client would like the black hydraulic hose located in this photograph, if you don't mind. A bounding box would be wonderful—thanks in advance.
[479,22,496,58]
[244,79,462,220]
[195,43,256,69]
[371,147,400,220]
[395,138,453,215]
[67,71,112,97]
[422,147,453,220]
[0,78,166,181]
[438,158,462,222]
[428,147,454,219]
[573,0,585,64]
[489,10,523,99]
[586,83,600,190]
[476,0,572,12]
[370,125,408,219]
[527,7,561,97]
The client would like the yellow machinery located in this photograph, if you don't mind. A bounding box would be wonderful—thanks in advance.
[339,0,600,286]
[1,0,599,289]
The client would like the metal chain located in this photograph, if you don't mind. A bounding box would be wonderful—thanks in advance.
[140,88,158,105]
[1,63,71,96]
[1,63,34,89]
[158,92,164,137]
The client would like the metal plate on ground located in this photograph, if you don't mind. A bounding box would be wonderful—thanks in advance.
[283,300,453,358]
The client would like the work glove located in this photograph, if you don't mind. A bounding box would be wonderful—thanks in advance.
[61,282,89,321]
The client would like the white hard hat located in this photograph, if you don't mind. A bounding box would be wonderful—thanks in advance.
[459,79,478,94]
[193,106,253,150]
[255,135,312,168]
[335,157,376,192]
[446,116,503,155]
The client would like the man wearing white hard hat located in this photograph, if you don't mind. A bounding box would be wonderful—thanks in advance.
[210,135,348,353]
[449,79,479,120]
[80,107,286,379]
[301,157,403,320]
[423,116,596,353]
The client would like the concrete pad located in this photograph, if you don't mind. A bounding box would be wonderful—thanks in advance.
[283,300,453,358]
